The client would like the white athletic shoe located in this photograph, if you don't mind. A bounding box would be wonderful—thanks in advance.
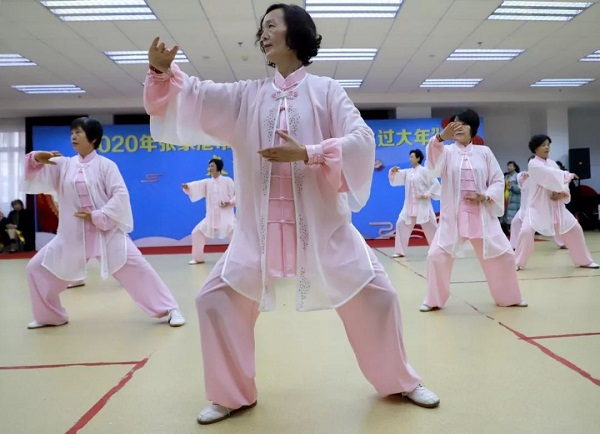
[167,309,186,327]
[392,253,404,258]
[27,320,68,329]
[188,260,205,265]
[402,384,440,408]
[419,304,436,312]
[197,402,257,425]
[580,262,599,269]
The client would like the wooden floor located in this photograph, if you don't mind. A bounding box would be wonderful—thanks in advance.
[1,234,599,434]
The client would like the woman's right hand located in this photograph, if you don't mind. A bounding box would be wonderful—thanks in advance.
[34,151,62,165]
[148,36,179,73]
[181,183,189,191]
[439,122,462,141]
[391,166,400,173]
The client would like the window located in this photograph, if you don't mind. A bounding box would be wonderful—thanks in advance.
[0,119,26,215]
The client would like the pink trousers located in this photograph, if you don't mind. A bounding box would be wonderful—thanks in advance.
[514,217,593,268]
[191,229,207,262]
[425,231,523,308]
[195,249,422,409]
[27,238,179,325]
[394,217,437,256]
[510,215,564,249]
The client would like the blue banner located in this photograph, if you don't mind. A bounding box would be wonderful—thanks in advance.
[32,118,483,244]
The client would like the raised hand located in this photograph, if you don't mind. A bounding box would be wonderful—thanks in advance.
[34,151,62,165]
[258,130,308,162]
[439,122,462,141]
[148,36,179,73]
[391,166,400,172]
[181,183,189,192]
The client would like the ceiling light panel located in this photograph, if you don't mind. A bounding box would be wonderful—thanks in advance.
[104,50,189,64]
[0,54,37,67]
[306,1,403,18]
[531,78,594,87]
[336,79,364,88]
[446,49,524,61]
[12,84,85,94]
[40,0,157,21]
[421,79,483,88]
[580,50,600,62]
[488,1,592,21]
[314,48,378,61]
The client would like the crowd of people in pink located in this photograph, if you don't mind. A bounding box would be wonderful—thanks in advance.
[17,2,599,427]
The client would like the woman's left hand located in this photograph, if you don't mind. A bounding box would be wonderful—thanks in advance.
[465,193,488,202]
[74,210,92,221]
[258,130,308,162]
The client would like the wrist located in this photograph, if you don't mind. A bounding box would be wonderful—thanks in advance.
[436,133,445,142]
[149,64,165,74]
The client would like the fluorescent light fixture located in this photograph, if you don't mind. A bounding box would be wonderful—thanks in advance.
[306,0,403,18]
[336,79,363,88]
[104,50,189,64]
[488,1,592,21]
[0,54,37,67]
[580,50,600,62]
[446,49,524,61]
[314,48,377,61]
[531,78,594,87]
[420,79,482,88]
[40,0,157,21]
[12,84,85,94]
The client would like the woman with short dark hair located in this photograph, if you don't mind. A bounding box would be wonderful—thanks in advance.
[514,135,598,270]
[389,148,440,258]
[421,109,527,312]
[145,2,439,425]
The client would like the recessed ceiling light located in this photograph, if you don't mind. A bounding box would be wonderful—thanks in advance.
[40,0,156,21]
[580,50,600,62]
[531,78,594,87]
[305,1,403,18]
[420,79,482,88]
[446,49,524,61]
[104,50,189,64]
[314,48,378,61]
[336,79,363,88]
[0,54,37,67]
[488,1,592,22]
[12,84,85,94]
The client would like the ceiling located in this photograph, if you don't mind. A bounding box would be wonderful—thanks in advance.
[1,0,600,118]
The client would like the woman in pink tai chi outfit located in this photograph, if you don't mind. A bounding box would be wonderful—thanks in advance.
[420,109,528,313]
[182,158,235,265]
[514,134,598,271]
[22,117,185,329]
[144,3,439,425]
[389,148,440,258]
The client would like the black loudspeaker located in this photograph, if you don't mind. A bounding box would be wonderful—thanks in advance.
[568,148,591,180]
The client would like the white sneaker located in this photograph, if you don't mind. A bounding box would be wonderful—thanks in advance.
[510,300,528,307]
[67,280,85,288]
[197,402,257,425]
[27,320,68,329]
[167,309,186,327]
[580,262,599,269]
[419,304,436,312]
[188,260,205,265]
[402,384,440,408]
[516,266,523,271]
[392,253,404,258]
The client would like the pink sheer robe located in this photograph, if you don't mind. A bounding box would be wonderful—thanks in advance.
[185,175,236,239]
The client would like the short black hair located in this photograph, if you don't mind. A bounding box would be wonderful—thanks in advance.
[451,109,480,138]
[410,148,424,163]
[256,3,322,68]
[507,160,520,173]
[528,134,551,154]
[71,117,103,149]
[11,199,24,209]
[209,158,224,172]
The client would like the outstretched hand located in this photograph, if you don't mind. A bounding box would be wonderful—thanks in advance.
[439,122,462,141]
[34,151,62,165]
[148,36,179,73]
[258,130,308,162]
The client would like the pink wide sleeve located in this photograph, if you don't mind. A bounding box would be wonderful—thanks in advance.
[326,81,375,212]
[184,179,208,203]
[21,152,64,194]
[483,148,505,217]
[91,210,117,231]
[144,63,250,148]
[517,171,528,188]
[98,162,134,233]
[226,178,236,206]
[388,168,408,187]
[425,173,441,200]
[425,136,447,177]
[527,159,566,192]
